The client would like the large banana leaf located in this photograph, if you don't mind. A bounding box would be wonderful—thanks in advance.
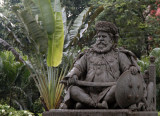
[36,0,64,67]
[15,0,64,67]
[38,0,55,34]
[10,0,65,110]
[69,7,91,41]
[64,6,104,49]
[21,10,48,53]
[47,12,64,67]
[62,7,67,37]
[12,7,48,53]
[23,0,40,16]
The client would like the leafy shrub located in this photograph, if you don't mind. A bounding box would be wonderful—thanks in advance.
[137,55,149,72]
[0,104,34,116]
[138,48,160,111]
[31,98,44,114]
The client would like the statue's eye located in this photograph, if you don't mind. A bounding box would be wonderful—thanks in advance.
[102,35,106,38]
[97,36,101,38]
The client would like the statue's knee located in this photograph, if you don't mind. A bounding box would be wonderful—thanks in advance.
[70,86,80,96]
[70,86,79,92]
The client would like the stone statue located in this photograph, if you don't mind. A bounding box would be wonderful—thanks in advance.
[59,21,156,110]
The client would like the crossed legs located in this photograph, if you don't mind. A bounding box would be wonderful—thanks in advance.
[70,85,116,109]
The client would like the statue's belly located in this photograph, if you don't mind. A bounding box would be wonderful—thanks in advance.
[93,70,115,82]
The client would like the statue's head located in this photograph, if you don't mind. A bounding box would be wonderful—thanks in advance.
[95,21,119,43]
[93,21,119,53]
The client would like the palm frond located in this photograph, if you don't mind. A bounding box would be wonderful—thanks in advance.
[23,0,40,15]
[69,7,91,42]
[12,6,48,54]
[20,10,48,53]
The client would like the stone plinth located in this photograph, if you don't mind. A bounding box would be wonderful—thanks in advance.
[43,109,158,116]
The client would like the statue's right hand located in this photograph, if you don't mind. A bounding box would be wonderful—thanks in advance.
[67,75,78,85]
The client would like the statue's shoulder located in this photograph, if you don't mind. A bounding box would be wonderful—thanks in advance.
[117,47,137,59]
[74,48,92,63]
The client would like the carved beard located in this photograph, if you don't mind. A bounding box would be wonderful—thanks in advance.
[91,40,113,53]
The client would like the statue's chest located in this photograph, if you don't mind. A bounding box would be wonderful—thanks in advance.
[88,53,119,70]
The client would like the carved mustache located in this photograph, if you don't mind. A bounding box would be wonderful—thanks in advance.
[96,41,107,45]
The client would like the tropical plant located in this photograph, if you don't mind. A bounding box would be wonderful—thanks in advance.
[61,0,91,21]
[0,50,37,111]
[10,0,66,110]
[0,104,34,116]
[89,0,157,58]
[0,0,105,111]
[138,48,160,111]
[63,5,104,51]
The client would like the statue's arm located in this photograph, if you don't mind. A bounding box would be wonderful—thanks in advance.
[64,54,87,80]
[119,52,138,74]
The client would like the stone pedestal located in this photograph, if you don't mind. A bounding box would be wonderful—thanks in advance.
[43,109,158,116]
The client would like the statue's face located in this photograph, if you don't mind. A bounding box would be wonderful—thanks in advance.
[96,31,113,49]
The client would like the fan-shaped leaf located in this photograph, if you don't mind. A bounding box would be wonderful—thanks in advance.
[47,11,64,67]
[45,0,64,67]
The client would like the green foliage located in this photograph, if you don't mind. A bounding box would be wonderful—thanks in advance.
[33,65,68,109]
[38,0,55,34]
[150,48,160,78]
[0,50,22,81]
[137,55,149,73]
[0,0,104,113]
[150,48,160,111]
[61,0,91,21]
[0,50,42,113]
[69,7,91,41]
[89,0,156,57]
[0,50,30,96]
[9,0,66,110]
[138,48,160,111]
[33,0,64,67]
[64,5,104,51]
[0,104,34,116]
[138,48,160,83]
[31,98,44,114]
[12,0,65,67]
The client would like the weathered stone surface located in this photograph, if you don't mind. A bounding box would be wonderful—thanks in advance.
[61,21,145,110]
[128,111,158,116]
[43,109,158,116]
[115,71,144,108]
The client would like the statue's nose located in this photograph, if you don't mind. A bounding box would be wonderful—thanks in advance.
[99,36,104,41]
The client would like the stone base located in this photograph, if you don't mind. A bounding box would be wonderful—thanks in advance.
[43,109,158,116]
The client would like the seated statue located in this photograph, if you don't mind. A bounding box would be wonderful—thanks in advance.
[60,21,155,110]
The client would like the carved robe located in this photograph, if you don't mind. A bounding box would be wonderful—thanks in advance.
[63,48,139,107]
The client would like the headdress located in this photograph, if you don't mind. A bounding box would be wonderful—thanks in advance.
[95,21,118,35]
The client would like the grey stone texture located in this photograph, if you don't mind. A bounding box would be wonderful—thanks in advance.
[43,109,158,116]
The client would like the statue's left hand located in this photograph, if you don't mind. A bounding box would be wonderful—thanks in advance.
[67,75,78,85]
[130,66,138,75]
